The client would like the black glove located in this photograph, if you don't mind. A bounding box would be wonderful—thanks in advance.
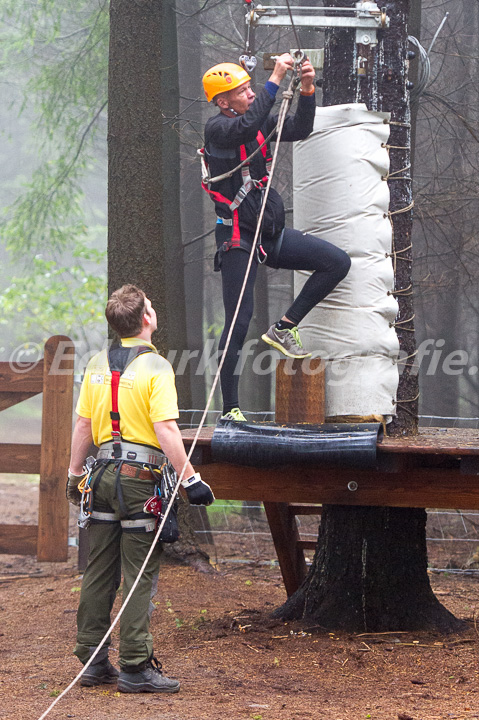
[181,473,215,506]
[66,469,84,507]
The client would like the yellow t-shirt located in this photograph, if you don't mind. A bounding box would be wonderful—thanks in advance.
[76,338,179,449]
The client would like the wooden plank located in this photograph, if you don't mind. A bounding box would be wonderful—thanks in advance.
[0,392,40,412]
[199,463,479,511]
[38,336,74,562]
[379,427,479,455]
[0,360,44,394]
[275,357,325,424]
[297,540,318,551]
[263,502,308,597]
[0,524,38,555]
[181,426,479,456]
[288,503,322,516]
[0,444,41,474]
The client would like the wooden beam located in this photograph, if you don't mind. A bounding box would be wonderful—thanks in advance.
[198,463,479,511]
[0,525,38,555]
[38,336,74,562]
[297,540,318,551]
[288,503,322,516]
[0,360,44,394]
[263,502,308,596]
[0,444,41,474]
[0,392,40,412]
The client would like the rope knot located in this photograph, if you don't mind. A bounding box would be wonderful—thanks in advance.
[282,89,294,100]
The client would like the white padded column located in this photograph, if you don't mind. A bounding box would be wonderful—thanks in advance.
[293,103,399,420]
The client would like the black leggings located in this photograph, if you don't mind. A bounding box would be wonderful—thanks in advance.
[217,226,351,413]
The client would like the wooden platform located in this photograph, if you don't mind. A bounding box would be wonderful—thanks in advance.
[181,426,479,511]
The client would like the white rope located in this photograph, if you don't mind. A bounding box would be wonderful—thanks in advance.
[37,72,298,720]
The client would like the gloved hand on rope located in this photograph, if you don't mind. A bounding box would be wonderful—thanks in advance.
[181,472,215,506]
[66,468,84,507]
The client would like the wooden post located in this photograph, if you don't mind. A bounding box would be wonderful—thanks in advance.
[263,358,326,595]
[38,336,74,561]
[275,358,325,424]
[263,501,309,597]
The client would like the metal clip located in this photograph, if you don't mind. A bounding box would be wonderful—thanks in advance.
[239,54,257,72]
[256,244,268,264]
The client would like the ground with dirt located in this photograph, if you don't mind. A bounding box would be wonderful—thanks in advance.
[1,477,479,720]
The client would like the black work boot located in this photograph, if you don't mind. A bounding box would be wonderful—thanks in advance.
[80,658,120,687]
[117,657,180,694]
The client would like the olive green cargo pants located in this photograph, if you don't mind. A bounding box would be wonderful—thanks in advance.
[74,464,162,668]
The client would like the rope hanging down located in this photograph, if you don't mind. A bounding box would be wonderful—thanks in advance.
[37,63,303,720]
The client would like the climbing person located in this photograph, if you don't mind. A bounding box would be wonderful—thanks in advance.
[66,284,214,694]
[202,54,351,422]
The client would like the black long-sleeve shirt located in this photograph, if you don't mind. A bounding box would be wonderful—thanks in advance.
[204,87,316,239]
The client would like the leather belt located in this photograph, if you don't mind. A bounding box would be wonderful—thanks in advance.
[120,463,154,480]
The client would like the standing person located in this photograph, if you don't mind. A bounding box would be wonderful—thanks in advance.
[202,54,351,421]
[66,284,214,694]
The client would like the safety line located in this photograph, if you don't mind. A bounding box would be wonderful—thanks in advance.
[285,0,302,55]
[36,69,300,720]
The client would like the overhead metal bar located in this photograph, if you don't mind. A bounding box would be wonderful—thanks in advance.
[248,2,389,46]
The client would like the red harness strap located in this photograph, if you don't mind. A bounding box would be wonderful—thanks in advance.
[200,131,271,251]
[110,370,122,457]
[107,345,153,459]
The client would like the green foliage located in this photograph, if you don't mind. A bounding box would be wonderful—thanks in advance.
[0,0,109,344]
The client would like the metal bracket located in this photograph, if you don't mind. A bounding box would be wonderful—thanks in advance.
[248,2,389,47]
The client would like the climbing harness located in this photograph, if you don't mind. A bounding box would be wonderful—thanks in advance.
[199,128,272,259]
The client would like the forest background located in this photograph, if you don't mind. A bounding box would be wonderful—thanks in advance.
[0,0,478,427]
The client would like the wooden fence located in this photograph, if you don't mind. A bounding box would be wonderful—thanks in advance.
[0,336,74,561]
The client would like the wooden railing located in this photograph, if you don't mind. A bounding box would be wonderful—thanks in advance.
[0,336,74,561]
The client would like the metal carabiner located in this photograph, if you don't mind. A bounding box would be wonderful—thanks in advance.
[256,244,268,264]
[292,49,305,87]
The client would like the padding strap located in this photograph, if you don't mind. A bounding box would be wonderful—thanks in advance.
[121,518,156,533]
[91,510,119,522]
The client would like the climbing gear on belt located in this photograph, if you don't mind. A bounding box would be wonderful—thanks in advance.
[202,62,251,103]
[143,462,180,543]
[77,456,97,529]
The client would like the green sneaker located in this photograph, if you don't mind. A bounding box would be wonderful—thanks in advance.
[261,324,312,359]
[221,407,247,422]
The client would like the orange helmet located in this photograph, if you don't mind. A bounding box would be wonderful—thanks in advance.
[202,63,251,103]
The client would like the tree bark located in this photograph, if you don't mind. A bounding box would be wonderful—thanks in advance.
[108,0,211,570]
[108,0,190,405]
[275,0,462,632]
[278,506,460,632]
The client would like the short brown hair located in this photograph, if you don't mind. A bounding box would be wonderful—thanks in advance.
[105,284,147,338]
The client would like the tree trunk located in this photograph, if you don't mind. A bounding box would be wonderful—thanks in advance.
[108,0,211,570]
[178,0,207,409]
[279,506,460,632]
[275,0,462,632]
[108,0,190,405]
